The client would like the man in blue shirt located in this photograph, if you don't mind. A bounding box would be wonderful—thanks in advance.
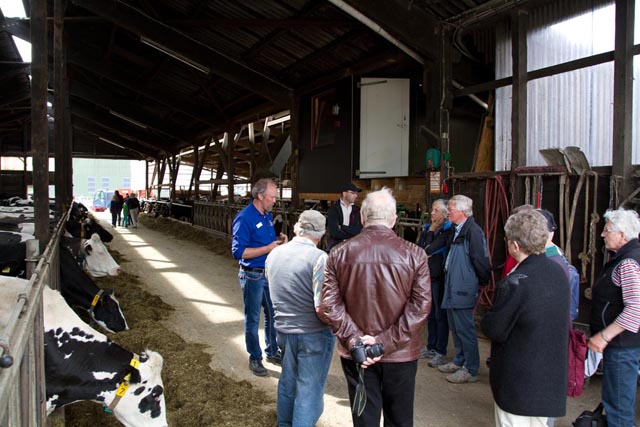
[232,178,288,376]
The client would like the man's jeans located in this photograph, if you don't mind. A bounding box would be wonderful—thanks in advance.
[447,308,480,376]
[276,329,335,427]
[239,268,278,360]
[427,279,449,355]
[602,345,640,427]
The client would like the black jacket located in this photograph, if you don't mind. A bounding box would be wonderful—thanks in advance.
[481,254,569,417]
[590,238,640,348]
[326,199,362,251]
[418,221,454,282]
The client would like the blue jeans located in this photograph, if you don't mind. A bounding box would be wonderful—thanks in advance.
[427,279,449,355]
[276,329,335,427]
[238,268,278,360]
[601,345,640,427]
[447,308,480,376]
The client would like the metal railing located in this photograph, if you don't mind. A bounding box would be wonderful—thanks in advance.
[0,211,68,426]
[192,201,427,246]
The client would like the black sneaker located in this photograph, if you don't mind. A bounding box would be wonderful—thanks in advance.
[249,359,267,377]
[266,352,282,366]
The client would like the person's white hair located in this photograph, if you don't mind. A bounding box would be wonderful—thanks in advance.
[293,210,326,240]
[361,187,396,226]
[450,194,473,217]
[603,208,640,240]
[432,199,448,217]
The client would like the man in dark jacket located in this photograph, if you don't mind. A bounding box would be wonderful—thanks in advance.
[437,194,491,384]
[319,188,431,427]
[326,183,363,251]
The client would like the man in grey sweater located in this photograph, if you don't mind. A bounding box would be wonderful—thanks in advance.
[265,210,335,427]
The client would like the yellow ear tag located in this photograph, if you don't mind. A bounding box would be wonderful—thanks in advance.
[91,294,100,307]
[2,267,10,273]
[129,358,140,370]
[115,381,130,397]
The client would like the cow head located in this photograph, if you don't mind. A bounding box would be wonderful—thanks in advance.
[111,350,168,427]
[83,234,120,277]
[92,290,129,333]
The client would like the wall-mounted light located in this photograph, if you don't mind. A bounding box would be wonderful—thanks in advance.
[332,103,340,116]
[140,36,210,75]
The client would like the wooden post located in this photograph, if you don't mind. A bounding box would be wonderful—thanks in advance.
[54,0,70,216]
[511,9,528,206]
[612,0,635,201]
[31,0,50,251]
[290,95,300,208]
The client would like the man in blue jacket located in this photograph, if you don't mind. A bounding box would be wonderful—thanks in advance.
[437,194,491,384]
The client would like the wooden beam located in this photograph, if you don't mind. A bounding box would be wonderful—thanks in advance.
[612,0,635,200]
[70,103,175,153]
[54,0,72,215]
[66,49,225,130]
[454,45,640,97]
[73,118,157,158]
[32,0,50,249]
[511,9,528,169]
[70,0,292,106]
[68,80,190,144]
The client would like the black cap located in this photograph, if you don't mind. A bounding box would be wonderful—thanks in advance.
[340,183,362,193]
[537,209,557,232]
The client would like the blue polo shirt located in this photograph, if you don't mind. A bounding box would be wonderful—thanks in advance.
[231,202,276,268]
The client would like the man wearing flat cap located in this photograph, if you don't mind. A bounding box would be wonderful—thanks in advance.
[327,183,363,251]
[266,210,335,427]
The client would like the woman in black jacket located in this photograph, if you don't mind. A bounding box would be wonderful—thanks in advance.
[481,209,569,426]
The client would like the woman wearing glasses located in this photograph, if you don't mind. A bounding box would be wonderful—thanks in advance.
[588,208,640,427]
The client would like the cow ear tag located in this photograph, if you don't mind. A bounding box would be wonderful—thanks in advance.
[103,406,113,414]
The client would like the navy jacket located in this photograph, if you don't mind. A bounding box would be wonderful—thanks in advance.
[442,216,491,309]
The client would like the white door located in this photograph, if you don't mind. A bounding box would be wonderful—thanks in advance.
[359,78,410,178]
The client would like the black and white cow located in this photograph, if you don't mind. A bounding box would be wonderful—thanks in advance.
[0,230,34,277]
[82,233,120,277]
[59,248,128,333]
[0,278,168,427]
[41,284,168,427]
[65,217,113,243]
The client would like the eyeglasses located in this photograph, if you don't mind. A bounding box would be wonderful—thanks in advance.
[603,228,618,234]
[300,222,317,231]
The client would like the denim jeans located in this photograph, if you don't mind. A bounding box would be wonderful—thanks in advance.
[276,329,335,427]
[341,357,418,427]
[601,345,640,427]
[238,268,278,360]
[427,279,449,355]
[447,308,480,376]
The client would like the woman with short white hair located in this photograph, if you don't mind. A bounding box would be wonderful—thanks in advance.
[588,208,640,427]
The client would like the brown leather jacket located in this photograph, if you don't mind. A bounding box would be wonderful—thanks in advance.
[318,224,431,362]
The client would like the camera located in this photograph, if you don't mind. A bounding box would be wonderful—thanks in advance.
[350,340,384,364]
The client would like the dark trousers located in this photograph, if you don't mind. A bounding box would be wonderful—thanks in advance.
[341,357,418,427]
[427,279,449,355]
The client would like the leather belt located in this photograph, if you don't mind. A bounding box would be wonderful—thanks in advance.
[242,266,265,273]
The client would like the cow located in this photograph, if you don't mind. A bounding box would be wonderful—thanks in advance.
[82,233,120,277]
[0,230,35,277]
[0,278,168,427]
[65,217,113,243]
[59,248,128,333]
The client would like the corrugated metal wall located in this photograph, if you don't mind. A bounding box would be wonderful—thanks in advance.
[495,0,639,170]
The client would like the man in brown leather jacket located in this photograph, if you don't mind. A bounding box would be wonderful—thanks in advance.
[319,188,431,427]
